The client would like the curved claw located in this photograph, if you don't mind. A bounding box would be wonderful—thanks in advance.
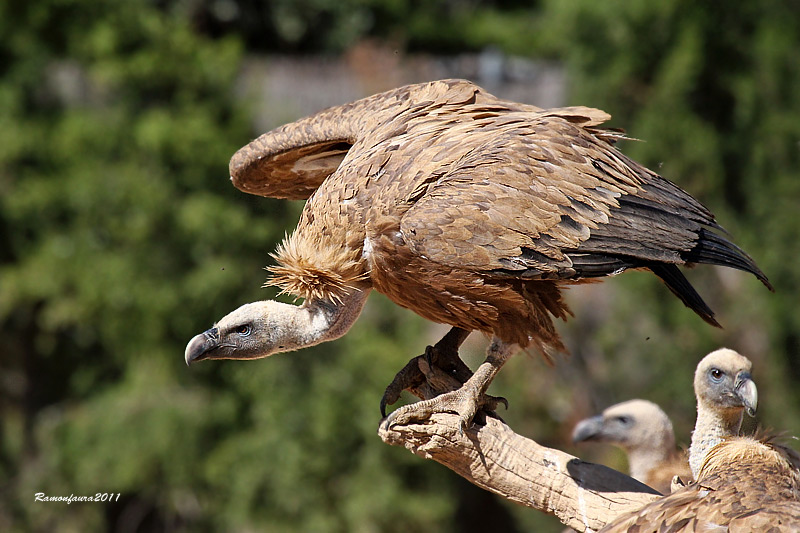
[380,394,395,419]
[486,395,509,411]
[380,397,388,419]
[380,327,473,420]
[379,354,428,418]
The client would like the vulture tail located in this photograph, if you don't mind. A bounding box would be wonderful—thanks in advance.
[648,263,721,328]
[686,229,774,291]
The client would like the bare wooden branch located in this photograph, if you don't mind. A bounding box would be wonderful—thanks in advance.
[378,355,661,532]
[378,413,660,532]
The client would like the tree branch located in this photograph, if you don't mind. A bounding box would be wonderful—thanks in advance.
[378,355,660,532]
[379,413,659,532]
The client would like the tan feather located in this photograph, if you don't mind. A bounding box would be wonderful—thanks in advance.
[267,231,368,304]
[601,437,800,532]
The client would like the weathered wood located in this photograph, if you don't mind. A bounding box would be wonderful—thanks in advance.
[379,414,660,532]
[378,357,661,532]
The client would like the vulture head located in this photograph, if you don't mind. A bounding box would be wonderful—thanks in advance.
[184,294,367,365]
[572,399,675,452]
[572,399,682,489]
[185,301,301,364]
[694,348,758,419]
[689,347,758,477]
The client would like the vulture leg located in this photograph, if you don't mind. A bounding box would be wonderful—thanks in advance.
[382,338,518,432]
[380,327,471,417]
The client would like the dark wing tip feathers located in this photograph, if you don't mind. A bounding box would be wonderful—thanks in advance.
[649,263,722,328]
[649,226,772,328]
[688,229,774,292]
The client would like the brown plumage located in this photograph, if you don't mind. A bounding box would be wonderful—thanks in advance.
[602,437,800,532]
[601,349,800,532]
[184,79,771,427]
[572,399,692,494]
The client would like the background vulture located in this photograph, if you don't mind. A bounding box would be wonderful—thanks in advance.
[601,348,800,532]
[572,399,692,494]
[688,348,758,477]
[185,79,771,428]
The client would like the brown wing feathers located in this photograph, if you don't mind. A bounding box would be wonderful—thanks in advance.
[561,167,772,326]
[601,438,800,532]
[230,79,770,350]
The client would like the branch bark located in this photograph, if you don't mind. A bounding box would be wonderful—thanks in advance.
[379,413,660,532]
[378,354,661,532]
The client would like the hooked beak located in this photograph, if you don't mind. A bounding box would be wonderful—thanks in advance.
[734,372,758,417]
[185,327,220,366]
[572,415,604,443]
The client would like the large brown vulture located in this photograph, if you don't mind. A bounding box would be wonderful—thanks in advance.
[184,79,771,428]
[601,349,800,532]
[572,399,692,494]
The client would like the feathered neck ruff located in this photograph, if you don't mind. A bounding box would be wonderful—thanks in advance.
[267,231,368,303]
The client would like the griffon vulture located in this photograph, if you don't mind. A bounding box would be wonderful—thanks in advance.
[572,399,692,494]
[184,79,771,429]
[601,349,800,532]
[688,347,759,477]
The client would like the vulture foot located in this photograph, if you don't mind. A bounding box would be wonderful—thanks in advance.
[382,337,517,432]
[383,381,508,433]
[380,327,473,418]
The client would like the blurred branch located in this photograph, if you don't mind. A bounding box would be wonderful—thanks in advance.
[378,356,660,532]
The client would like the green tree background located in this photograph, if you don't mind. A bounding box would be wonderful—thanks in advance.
[1,1,798,531]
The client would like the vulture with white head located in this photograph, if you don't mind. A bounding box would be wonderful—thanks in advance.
[688,347,759,477]
[184,79,771,429]
[572,399,692,494]
[600,348,800,532]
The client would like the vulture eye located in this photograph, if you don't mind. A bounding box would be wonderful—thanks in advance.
[235,324,252,337]
[616,416,631,425]
[709,368,724,382]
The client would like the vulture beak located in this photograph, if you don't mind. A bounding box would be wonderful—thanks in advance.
[734,371,758,417]
[185,327,220,366]
[572,415,604,443]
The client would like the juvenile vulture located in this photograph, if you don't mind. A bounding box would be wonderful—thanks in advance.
[601,348,800,532]
[184,79,771,428]
[572,399,692,494]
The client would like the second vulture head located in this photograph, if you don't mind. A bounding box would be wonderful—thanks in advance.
[694,347,758,418]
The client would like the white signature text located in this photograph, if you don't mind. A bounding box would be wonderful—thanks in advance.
[34,492,121,504]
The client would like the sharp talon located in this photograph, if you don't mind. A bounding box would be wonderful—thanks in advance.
[498,396,509,410]
[423,345,436,368]
[380,398,388,419]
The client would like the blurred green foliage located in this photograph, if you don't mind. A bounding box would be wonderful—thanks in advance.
[1,1,798,532]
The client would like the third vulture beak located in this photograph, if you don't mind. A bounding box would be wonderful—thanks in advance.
[735,371,758,417]
[572,415,604,444]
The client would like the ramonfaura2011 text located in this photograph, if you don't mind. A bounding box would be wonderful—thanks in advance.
[34,493,121,504]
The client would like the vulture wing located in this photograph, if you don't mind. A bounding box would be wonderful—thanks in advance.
[400,108,770,326]
[228,79,512,200]
[230,121,355,200]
